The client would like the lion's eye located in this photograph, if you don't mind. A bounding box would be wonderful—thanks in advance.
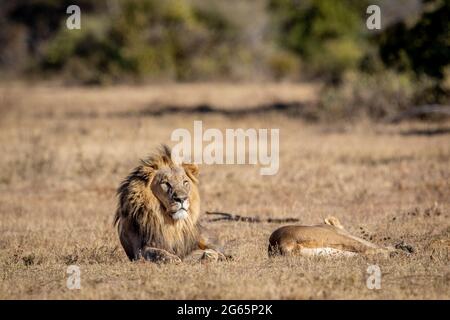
[183,180,189,187]
[161,182,171,192]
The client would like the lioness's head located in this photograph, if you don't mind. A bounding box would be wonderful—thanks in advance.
[151,163,199,221]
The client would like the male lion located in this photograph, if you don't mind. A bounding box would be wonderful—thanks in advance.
[268,216,394,257]
[114,145,225,263]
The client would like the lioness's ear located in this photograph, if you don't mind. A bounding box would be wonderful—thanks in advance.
[324,216,344,229]
[182,163,199,180]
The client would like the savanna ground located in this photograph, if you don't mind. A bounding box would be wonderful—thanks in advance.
[0,83,449,299]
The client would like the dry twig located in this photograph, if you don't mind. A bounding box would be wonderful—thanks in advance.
[206,211,300,223]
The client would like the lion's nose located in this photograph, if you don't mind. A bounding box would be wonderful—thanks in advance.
[173,193,187,203]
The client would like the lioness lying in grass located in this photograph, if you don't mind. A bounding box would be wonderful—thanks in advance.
[268,216,394,257]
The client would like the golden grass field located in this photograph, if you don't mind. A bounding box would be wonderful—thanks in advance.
[0,83,449,299]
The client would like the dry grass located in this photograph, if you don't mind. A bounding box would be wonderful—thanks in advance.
[0,83,449,299]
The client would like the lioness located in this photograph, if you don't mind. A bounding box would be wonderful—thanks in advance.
[114,145,226,263]
[268,217,393,257]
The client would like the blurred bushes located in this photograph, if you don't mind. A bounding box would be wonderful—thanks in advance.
[315,71,442,121]
[40,0,250,83]
[1,0,447,85]
[375,0,449,102]
[1,0,299,84]
[0,0,448,120]
[377,0,449,80]
[268,0,369,81]
[268,0,448,120]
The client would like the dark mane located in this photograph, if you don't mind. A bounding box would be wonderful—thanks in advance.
[141,144,174,169]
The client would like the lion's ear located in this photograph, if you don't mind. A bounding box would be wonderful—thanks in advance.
[139,162,156,183]
[324,216,344,229]
[182,163,199,181]
[142,165,154,175]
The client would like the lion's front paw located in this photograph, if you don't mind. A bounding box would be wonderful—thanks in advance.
[142,248,182,264]
[201,249,221,262]
[161,253,182,264]
[184,249,231,263]
[200,249,232,262]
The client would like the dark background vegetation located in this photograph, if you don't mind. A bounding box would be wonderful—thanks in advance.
[0,0,448,120]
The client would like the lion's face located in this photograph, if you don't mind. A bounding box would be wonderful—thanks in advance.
[150,166,196,221]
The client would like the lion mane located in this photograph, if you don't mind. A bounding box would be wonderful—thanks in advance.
[114,145,201,260]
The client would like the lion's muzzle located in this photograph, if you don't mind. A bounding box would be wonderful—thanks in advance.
[171,198,190,220]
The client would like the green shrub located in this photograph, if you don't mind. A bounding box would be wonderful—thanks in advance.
[267,50,301,80]
[1,0,447,90]
[376,0,449,80]
[269,0,369,81]
[38,0,246,83]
